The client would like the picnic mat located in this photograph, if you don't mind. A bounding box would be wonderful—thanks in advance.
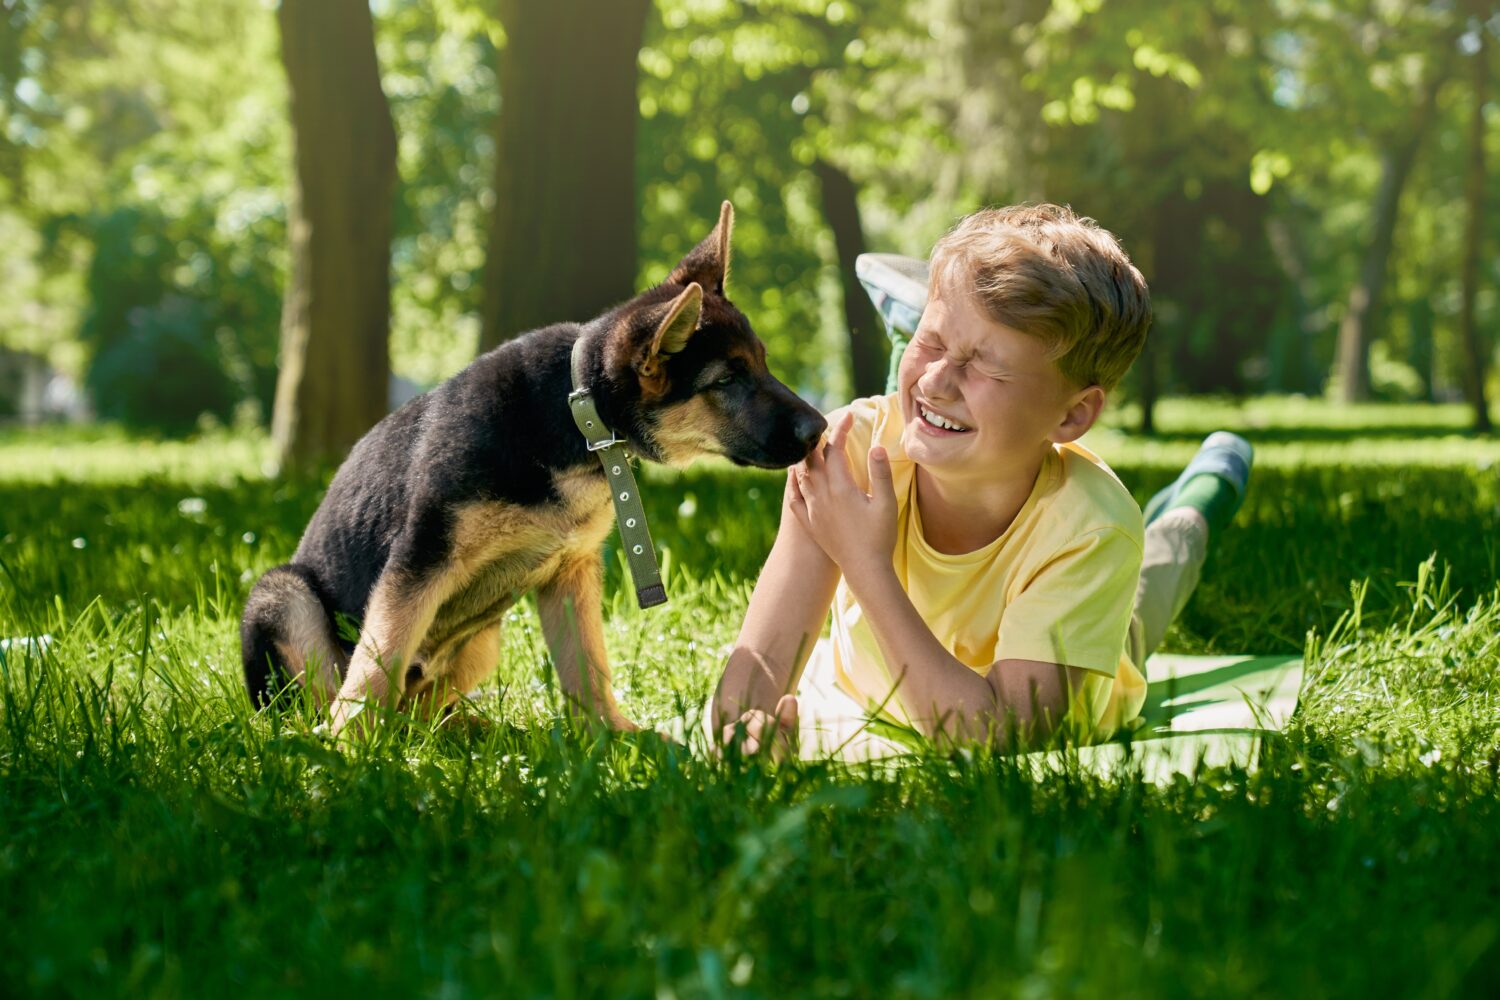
[1025,652,1305,784]
[680,651,1303,781]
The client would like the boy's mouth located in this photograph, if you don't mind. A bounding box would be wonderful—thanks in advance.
[917,403,972,433]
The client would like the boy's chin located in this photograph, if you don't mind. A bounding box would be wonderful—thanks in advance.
[901,422,971,464]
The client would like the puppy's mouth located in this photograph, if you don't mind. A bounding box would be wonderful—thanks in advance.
[918,403,972,433]
[724,446,806,470]
[715,438,815,470]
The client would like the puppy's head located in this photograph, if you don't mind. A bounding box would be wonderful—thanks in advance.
[602,202,826,469]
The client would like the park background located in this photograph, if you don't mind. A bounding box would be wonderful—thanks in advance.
[2,1,1500,997]
[2,0,1497,449]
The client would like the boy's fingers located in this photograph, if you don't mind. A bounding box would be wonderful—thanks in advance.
[828,411,854,451]
[723,711,767,755]
[769,695,799,762]
[822,413,857,485]
[868,447,896,502]
[775,694,799,733]
[823,438,856,490]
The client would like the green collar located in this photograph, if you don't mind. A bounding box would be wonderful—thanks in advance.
[568,337,668,609]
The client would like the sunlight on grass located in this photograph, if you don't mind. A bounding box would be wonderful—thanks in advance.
[2,402,1498,996]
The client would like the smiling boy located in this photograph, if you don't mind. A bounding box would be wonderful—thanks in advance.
[711,204,1251,758]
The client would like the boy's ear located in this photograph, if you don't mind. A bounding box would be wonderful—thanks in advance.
[667,201,733,295]
[645,282,703,364]
[1050,385,1106,445]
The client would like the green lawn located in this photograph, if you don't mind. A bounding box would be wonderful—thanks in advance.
[2,398,1498,997]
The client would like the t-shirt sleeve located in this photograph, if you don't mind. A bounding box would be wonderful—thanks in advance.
[993,526,1142,677]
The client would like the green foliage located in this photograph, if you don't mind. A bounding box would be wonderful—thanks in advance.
[60,202,281,427]
[1,0,287,426]
[86,296,240,433]
[640,1,848,401]
[376,0,500,387]
[2,0,1497,429]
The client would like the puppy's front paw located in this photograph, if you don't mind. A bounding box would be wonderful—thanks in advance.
[329,697,376,743]
[609,714,642,733]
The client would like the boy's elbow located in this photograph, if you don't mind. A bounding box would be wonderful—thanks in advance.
[979,659,1084,750]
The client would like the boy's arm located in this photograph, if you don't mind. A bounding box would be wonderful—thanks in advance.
[838,563,1086,747]
[711,470,841,736]
[786,413,1098,748]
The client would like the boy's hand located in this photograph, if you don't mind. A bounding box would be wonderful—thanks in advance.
[720,694,799,761]
[788,411,897,577]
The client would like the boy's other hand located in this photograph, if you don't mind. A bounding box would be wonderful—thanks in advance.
[720,694,799,761]
[789,411,897,576]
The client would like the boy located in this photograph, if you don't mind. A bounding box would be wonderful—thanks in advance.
[710,204,1252,759]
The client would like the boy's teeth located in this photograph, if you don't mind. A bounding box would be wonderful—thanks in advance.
[920,405,969,432]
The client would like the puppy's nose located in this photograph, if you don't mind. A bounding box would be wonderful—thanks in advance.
[794,409,827,451]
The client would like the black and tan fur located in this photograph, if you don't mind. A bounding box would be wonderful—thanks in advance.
[240,203,825,734]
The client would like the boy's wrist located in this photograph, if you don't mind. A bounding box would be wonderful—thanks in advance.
[841,555,901,605]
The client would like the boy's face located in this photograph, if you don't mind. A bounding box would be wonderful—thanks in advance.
[896,280,1090,481]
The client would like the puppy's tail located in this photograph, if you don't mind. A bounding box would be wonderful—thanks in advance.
[240,563,345,709]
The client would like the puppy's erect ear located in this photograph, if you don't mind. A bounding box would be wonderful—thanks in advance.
[648,282,703,360]
[667,201,733,295]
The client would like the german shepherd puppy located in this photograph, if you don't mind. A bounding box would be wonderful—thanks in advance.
[241,202,825,735]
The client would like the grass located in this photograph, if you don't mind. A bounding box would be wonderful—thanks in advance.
[2,397,1499,997]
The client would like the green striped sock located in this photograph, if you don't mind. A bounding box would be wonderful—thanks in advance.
[1163,473,1241,536]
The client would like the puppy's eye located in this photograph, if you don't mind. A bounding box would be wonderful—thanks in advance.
[714,373,737,387]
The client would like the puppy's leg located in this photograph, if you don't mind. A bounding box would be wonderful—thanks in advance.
[330,554,466,737]
[536,553,637,731]
[404,624,502,729]
[241,564,344,708]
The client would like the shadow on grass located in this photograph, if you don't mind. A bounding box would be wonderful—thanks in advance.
[1138,655,1300,728]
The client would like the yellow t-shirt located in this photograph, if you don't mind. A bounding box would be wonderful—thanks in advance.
[827,393,1147,738]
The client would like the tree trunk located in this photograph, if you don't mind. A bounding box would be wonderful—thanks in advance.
[1458,6,1492,433]
[1265,213,1320,395]
[814,159,887,398]
[272,0,398,474]
[1407,299,1435,403]
[479,0,651,351]
[1136,331,1157,435]
[1334,67,1446,403]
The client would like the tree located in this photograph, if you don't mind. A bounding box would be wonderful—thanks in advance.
[1,1,289,418]
[272,0,398,473]
[639,1,930,401]
[1456,2,1493,433]
[1332,65,1447,403]
[815,158,886,397]
[902,0,1294,428]
[478,0,652,351]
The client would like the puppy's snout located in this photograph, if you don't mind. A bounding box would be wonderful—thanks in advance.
[793,409,827,453]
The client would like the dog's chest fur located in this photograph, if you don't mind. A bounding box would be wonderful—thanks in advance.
[421,469,615,664]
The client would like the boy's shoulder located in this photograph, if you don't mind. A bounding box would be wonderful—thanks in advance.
[1041,440,1144,549]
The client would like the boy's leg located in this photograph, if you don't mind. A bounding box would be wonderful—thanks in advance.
[1143,431,1254,534]
[856,253,928,393]
[1129,508,1211,665]
[1129,433,1254,667]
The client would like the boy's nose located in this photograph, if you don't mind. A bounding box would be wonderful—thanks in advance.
[917,358,958,398]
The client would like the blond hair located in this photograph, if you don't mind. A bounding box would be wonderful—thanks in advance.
[928,204,1151,390]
